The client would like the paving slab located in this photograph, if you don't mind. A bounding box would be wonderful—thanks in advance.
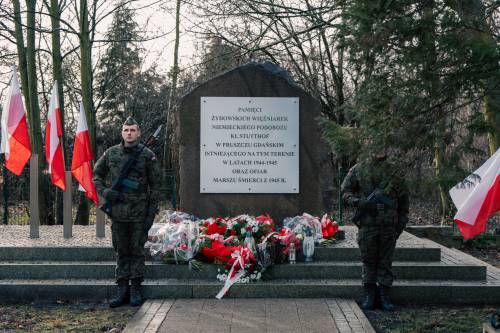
[0,225,112,247]
[123,299,375,333]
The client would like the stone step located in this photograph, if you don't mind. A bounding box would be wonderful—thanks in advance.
[0,245,441,262]
[0,260,486,281]
[1,277,499,304]
[0,247,116,261]
[308,246,441,262]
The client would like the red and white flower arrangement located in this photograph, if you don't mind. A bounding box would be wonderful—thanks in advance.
[146,210,340,298]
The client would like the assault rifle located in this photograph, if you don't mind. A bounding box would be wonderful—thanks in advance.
[351,189,396,226]
[367,189,397,210]
[99,125,163,217]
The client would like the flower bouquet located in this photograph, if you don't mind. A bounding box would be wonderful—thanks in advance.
[202,217,228,236]
[146,212,202,270]
[321,214,339,239]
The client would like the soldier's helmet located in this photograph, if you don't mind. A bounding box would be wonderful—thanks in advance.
[123,116,139,127]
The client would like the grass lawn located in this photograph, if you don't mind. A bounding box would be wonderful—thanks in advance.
[365,304,498,333]
[0,302,136,333]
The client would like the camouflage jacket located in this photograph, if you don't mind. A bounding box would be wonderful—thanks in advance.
[341,160,409,232]
[93,142,161,223]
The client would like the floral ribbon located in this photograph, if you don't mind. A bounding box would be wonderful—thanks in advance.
[215,246,252,299]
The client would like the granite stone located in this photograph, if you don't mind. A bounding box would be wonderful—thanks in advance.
[175,62,330,222]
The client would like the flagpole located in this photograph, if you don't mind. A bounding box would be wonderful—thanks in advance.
[2,156,8,225]
[29,154,39,238]
[63,170,72,238]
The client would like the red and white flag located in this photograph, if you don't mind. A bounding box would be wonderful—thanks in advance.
[71,102,98,205]
[449,148,500,240]
[0,67,32,176]
[45,81,66,190]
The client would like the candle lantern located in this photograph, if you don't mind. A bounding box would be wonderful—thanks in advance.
[243,227,256,252]
[303,226,315,262]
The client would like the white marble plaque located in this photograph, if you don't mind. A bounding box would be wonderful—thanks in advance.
[200,97,299,193]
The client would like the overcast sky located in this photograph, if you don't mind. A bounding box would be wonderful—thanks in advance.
[130,0,197,71]
[0,0,198,101]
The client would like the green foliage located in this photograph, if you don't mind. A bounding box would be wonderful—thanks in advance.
[320,119,360,164]
[462,234,496,249]
[95,1,169,151]
[334,0,499,187]
[96,0,142,124]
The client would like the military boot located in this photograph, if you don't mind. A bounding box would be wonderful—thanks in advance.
[378,285,395,311]
[109,279,129,308]
[130,278,143,307]
[361,283,376,310]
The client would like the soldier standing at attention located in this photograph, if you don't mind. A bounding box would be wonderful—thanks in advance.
[341,150,409,311]
[93,117,161,307]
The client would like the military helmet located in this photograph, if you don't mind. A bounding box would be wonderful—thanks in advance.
[123,116,139,127]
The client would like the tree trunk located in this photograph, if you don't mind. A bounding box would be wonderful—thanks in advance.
[447,0,500,156]
[26,0,53,225]
[75,0,93,225]
[483,77,500,155]
[50,0,67,225]
[74,192,89,225]
[79,0,95,152]
[12,0,31,139]
[163,0,181,170]
[434,142,449,225]
[422,0,450,224]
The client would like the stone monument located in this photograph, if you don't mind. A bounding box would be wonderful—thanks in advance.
[175,62,332,223]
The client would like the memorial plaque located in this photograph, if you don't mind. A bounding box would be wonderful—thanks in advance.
[175,62,331,222]
[200,97,299,193]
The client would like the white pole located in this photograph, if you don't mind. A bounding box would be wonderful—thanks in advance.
[63,170,72,238]
[29,154,39,238]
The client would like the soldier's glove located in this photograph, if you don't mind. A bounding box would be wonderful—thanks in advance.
[357,199,378,214]
[103,189,124,203]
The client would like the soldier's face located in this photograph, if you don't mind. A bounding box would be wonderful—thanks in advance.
[122,125,140,145]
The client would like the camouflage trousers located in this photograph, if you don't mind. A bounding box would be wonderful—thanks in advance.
[111,221,147,282]
[357,224,397,287]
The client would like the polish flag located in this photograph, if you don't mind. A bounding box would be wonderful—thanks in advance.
[449,148,500,240]
[0,67,32,176]
[45,81,66,190]
[71,102,98,205]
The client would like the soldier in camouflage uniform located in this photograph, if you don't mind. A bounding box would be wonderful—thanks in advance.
[341,152,409,311]
[93,117,161,307]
